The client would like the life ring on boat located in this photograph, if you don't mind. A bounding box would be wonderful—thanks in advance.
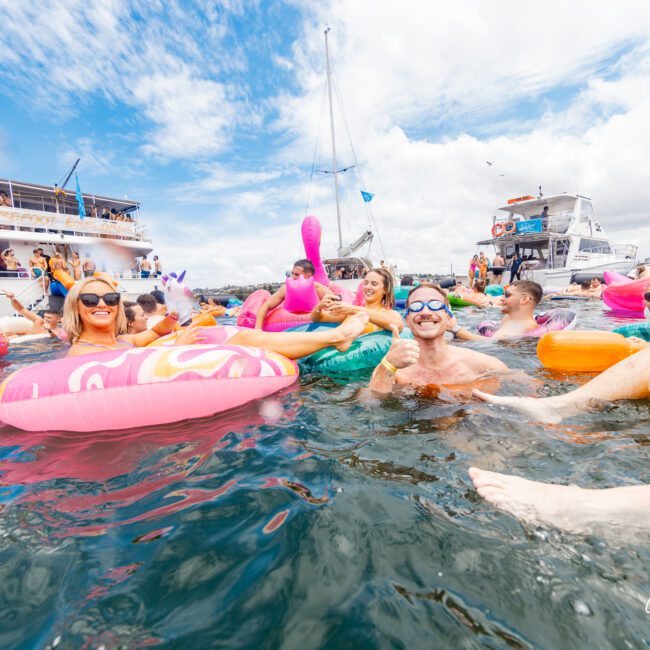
[503,221,517,235]
[0,344,299,432]
[491,223,505,237]
[537,330,648,372]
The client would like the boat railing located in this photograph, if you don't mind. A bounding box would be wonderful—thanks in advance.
[574,244,637,261]
[8,274,49,312]
[491,210,573,235]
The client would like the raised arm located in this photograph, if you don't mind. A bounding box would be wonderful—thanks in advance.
[254,287,285,329]
[4,292,43,325]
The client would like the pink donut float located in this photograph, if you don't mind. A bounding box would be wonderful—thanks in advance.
[603,270,632,285]
[0,345,298,432]
[477,308,577,338]
[602,276,650,314]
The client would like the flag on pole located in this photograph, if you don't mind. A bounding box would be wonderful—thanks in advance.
[75,173,86,219]
[360,190,375,203]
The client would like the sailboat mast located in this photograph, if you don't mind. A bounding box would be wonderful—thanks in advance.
[324,27,343,256]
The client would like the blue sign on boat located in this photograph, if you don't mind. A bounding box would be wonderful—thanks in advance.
[516,218,542,234]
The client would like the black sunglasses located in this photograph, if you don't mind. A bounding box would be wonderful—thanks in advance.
[78,292,121,307]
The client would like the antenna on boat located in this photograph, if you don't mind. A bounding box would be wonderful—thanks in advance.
[538,185,543,199]
[324,26,344,256]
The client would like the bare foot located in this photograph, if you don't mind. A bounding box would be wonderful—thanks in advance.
[472,388,568,423]
[469,467,650,534]
[331,312,369,352]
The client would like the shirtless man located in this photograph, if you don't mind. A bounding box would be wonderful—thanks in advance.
[4,291,65,339]
[140,255,152,278]
[29,248,49,288]
[452,280,543,341]
[369,284,507,393]
[2,248,20,276]
[474,344,650,423]
[491,252,505,285]
[548,277,602,299]
[82,253,96,278]
[153,255,162,277]
[255,259,332,330]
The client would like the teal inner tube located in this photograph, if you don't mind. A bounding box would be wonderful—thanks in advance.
[614,322,650,342]
[484,285,504,297]
[287,323,413,374]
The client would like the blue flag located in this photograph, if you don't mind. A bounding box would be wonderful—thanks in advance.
[75,173,86,219]
[361,190,375,203]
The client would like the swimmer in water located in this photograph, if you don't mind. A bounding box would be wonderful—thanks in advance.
[451,280,543,341]
[64,276,370,358]
[3,291,65,339]
[312,268,404,333]
[644,290,650,319]
[255,259,333,329]
[469,467,650,534]
[473,345,650,422]
[368,283,507,393]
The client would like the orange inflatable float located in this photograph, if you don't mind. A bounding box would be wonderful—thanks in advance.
[53,269,75,289]
[537,330,648,372]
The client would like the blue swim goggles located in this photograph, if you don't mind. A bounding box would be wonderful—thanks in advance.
[406,299,453,317]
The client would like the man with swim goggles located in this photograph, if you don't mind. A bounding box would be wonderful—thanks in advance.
[369,283,507,393]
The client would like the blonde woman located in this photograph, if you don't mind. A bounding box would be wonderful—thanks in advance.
[311,268,404,332]
[64,277,370,358]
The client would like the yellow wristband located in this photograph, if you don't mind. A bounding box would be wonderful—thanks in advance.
[380,356,398,373]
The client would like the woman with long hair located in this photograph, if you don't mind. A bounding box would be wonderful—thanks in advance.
[311,268,404,332]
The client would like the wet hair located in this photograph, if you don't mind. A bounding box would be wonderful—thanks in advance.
[150,289,165,305]
[406,282,450,307]
[644,291,650,302]
[400,276,414,286]
[136,293,158,314]
[63,276,126,344]
[44,309,61,318]
[293,259,315,276]
[473,280,486,293]
[366,268,395,309]
[124,303,140,324]
[590,277,601,285]
[510,280,543,305]
[580,280,591,289]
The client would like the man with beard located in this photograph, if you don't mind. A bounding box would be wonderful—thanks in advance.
[452,280,543,341]
[369,283,507,392]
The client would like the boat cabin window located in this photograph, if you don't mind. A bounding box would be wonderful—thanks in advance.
[578,238,611,254]
[579,201,594,222]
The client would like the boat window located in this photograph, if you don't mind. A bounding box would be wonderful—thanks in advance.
[578,238,611,254]
[554,239,570,256]
[580,201,594,222]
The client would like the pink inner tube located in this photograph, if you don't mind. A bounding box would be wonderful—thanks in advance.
[237,288,314,332]
[0,344,298,432]
[477,308,577,338]
[602,276,650,313]
[603,270,632,285]
[0,333,7,356]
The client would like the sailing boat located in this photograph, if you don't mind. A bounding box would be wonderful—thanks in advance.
[309,27,384,290]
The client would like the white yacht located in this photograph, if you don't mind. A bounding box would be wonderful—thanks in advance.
[0,177,157,316]
[476,193,637,286]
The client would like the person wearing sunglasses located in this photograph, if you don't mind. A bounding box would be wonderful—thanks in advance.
[63,276,371,359]
[451,280,543,341]
[369,283,506,393]
[311,268,404,333]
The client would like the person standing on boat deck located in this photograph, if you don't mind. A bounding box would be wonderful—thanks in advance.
[0,190,11,206]
[153,255,162,277]
[491,252,505,285]
[468,255,479,288]
[101,207,110,220]
[508,252,522,283]
[49,251,68,274]
[478,252,489,281]
[368,283,507,393]
[540,205,549,226]
[82,253,96,278]
[68,251,82,281]
[2,248,20,276]
[140,255,152,278]
[29,248,48,284]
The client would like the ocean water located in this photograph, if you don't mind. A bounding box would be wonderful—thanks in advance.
[0,302,649,649]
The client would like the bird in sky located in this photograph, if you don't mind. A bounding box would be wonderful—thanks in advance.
[486,161,494,166]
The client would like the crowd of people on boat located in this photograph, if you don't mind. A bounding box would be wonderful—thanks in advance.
[0,255,649,537]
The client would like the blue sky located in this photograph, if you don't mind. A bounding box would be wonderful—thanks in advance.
[1,0,649,285]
